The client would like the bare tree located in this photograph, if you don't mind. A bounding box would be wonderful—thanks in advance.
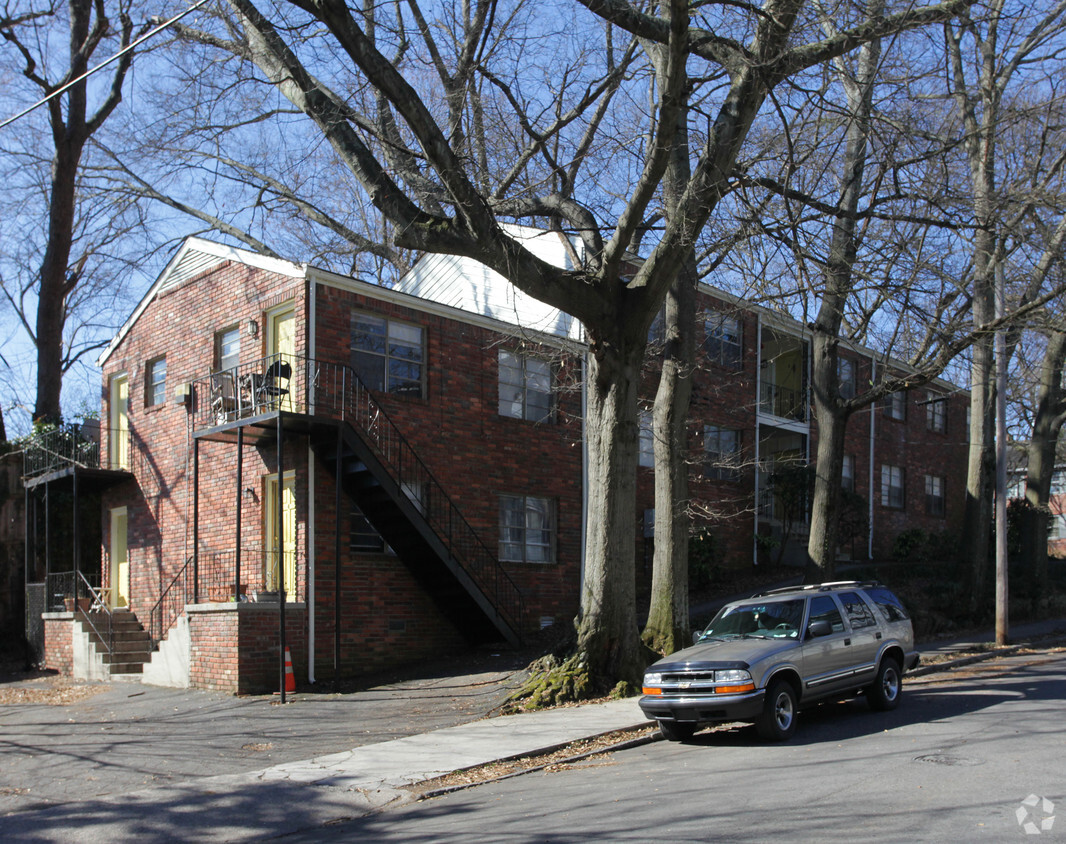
[0,0,139,423]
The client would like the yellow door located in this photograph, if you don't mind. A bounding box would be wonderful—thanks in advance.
[110,508,128,608]
[109,374,129,470]
[266,305,296,409]
[264,473,296,598]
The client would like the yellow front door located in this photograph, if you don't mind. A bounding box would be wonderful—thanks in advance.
[264,473,296,598]
[109,374,129,470]
[110,507,128,608]
[266,305,296,409]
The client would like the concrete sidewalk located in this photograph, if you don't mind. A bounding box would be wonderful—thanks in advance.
[3,619,1064,843]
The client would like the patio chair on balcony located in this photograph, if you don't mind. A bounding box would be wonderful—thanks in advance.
[210,371,237,423]
[252,359,292,411]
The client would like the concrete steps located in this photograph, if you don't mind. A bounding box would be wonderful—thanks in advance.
[77,609,153,675]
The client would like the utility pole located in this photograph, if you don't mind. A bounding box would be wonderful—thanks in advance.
[994,264,1009,646]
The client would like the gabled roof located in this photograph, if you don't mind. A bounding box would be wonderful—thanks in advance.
[97,238,305,366]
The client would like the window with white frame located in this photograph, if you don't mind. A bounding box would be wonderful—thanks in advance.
[499,495,555,563]
[146,356,166,407]
[498,350,552,422]
[215,326,240,372]
[881,464,905,509]
[883,390,906,421]
[705,425,742,481]
[838,358,856,400]
[926,391,946,433]
[842,454,855,492]
[1050,512,1066,541]
[925,474,945,517]
[639,409,654,468]
[703,310,742,369]
[351,312,425,397]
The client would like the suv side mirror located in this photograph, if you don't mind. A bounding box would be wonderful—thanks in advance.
[807,619,832,639]
[693,630,703,644]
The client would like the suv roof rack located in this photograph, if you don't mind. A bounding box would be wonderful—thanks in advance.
[751,580,884,598]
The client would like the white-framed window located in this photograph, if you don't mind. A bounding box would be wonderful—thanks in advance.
[838,358,856,400]
[881,464,905,509]
[925,474,945,517]
[705,425,742,482]
[926,391,946,433]
[146,356,166,407]
[883,390,906,421]
[703,310,742,369]
[639,409,654,468]
[499,495,555,563]
[498,350,552,422]
[351,312,425,397]
[215,326,240,372]
[1050,512,1066,541]
[842,454,855,492]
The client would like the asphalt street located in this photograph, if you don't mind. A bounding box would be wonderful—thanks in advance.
[282,649,1066,843]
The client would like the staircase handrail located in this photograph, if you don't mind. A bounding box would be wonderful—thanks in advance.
[310,358,525,638]
[149,556,194,646]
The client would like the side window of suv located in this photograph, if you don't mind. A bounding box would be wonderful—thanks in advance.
[808,596,845,633]
[865,586,910,622]
[838,591,877,629]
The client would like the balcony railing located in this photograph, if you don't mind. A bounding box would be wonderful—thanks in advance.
[23,423,131,478]
[759,382,806,422]
[192,353,317,430]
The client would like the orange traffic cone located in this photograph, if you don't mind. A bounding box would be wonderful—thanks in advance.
[284,646,296,693]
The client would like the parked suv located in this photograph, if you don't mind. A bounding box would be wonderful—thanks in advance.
[640,581,919,742]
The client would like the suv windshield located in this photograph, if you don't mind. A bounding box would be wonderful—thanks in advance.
[698,599,805,640]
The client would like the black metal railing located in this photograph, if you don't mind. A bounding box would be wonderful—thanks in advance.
[759,381,806,422]
[23,422,132,478]
[189,353,524,639]
[311,359,525,637]
[149,556,193,646]
[195,546,298,602]
[45,569,101,611]
[192,353,317,430]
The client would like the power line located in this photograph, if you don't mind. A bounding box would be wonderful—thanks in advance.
[0,0,211,132]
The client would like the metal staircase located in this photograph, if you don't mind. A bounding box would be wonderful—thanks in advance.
[307,360,524,647]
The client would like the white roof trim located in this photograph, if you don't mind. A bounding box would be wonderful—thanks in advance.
[98,238,305,366]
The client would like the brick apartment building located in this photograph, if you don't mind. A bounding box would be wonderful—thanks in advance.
[32,229,969,692]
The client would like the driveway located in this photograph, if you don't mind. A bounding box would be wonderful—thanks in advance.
[0,650,527,816]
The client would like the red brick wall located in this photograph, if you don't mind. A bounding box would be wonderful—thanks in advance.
[313,281,585,633]
[188,604,308,694]
[43,615,73,675]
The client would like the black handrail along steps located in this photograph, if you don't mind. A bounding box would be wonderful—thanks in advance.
[310,421,521,647]
[79,608,154,674]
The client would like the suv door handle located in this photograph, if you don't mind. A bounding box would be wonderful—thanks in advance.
[844,638,851,646]
[876,632,882,640]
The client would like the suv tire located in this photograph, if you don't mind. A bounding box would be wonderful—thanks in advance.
[756,678,797,741]
[867,656,902,711]
[658,720,697,742]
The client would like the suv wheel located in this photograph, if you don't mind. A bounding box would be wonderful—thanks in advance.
[868,657,902,711]
[756,678,797,741]
[658,720,697,742]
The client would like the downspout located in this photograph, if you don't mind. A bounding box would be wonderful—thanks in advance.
[868,359,876,560]
[579,349,588,595]
[307,277,316,684]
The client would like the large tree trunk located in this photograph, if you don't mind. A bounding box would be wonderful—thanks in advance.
[1023,330,1066,600]
[807,333,849,581]
[576,335,647,687]
[643,274,695,655]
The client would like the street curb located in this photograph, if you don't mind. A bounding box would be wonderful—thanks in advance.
[412,724,660,801]
[909,634,1066,679]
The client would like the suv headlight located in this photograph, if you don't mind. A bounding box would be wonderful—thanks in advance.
[643,672,663,686]
[714,670,751,683]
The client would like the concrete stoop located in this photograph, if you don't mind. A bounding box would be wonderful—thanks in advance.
[74,609,154,679]
[142,613,192,688]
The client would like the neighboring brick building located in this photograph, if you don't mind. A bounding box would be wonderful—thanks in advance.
[35,230,968,692]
